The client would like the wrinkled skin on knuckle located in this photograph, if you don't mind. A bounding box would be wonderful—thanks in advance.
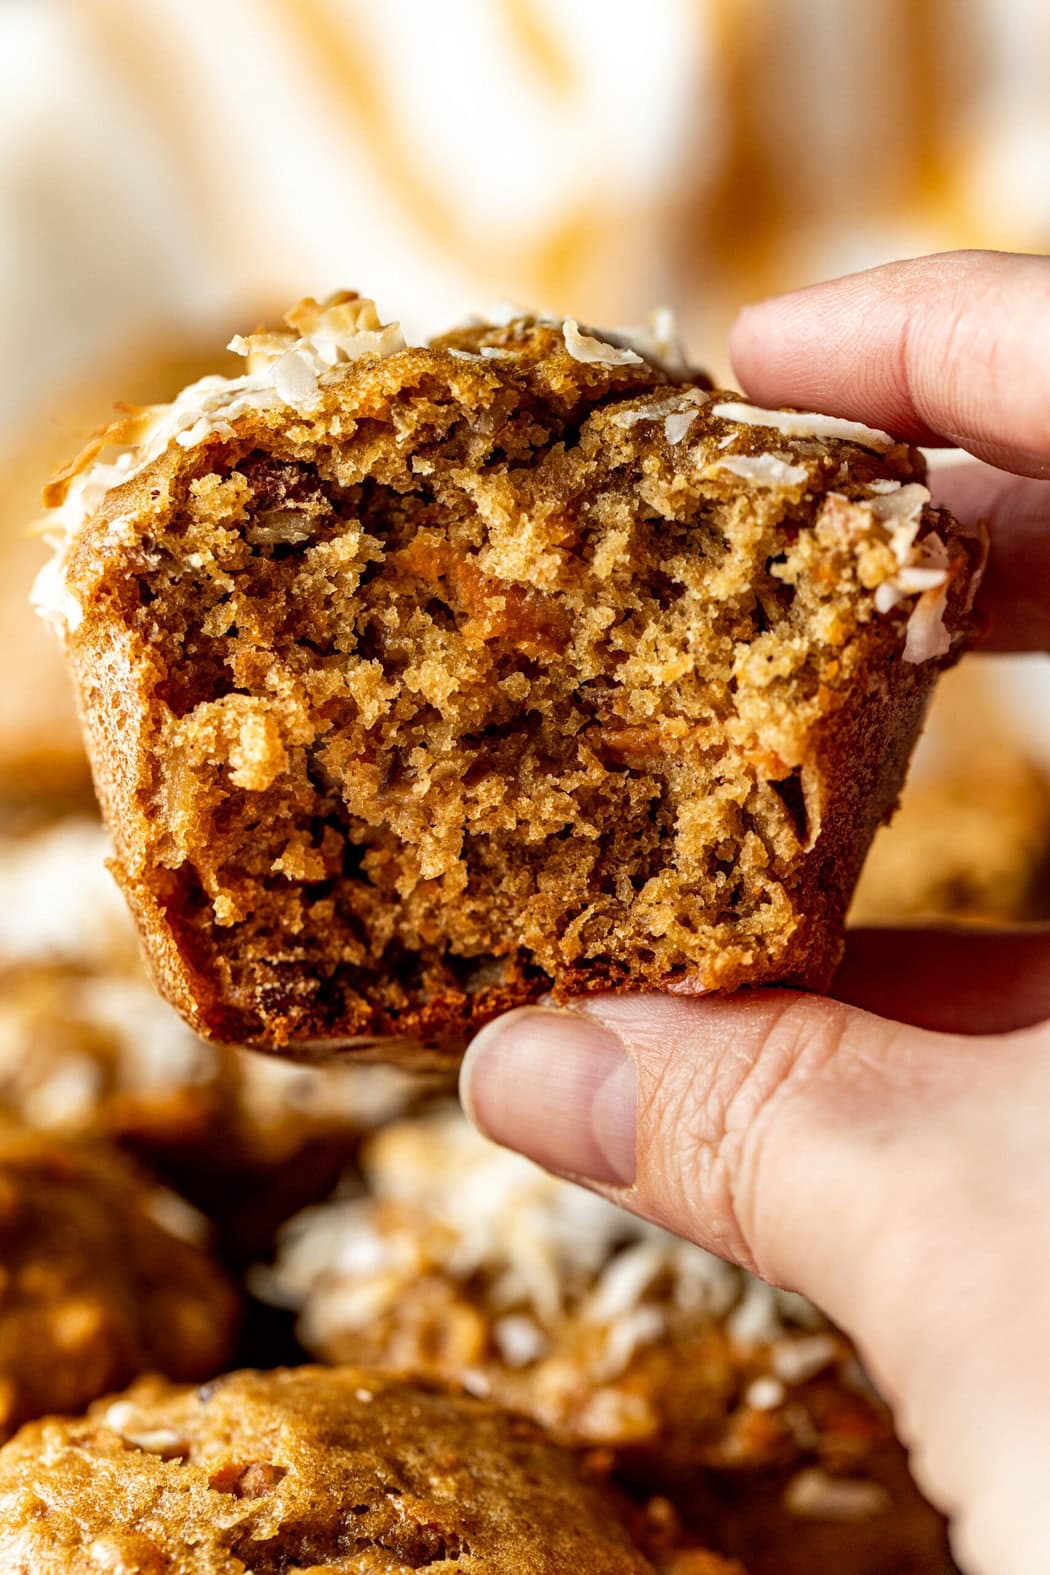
[628,993,849,1272]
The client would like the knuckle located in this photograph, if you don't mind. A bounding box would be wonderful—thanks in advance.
[632,995,856,1272]
[722,997,856,1274]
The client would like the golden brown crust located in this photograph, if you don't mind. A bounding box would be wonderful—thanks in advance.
[0,1366,668,1573]
[0,1124,238,1440]
[49,299,982,1057]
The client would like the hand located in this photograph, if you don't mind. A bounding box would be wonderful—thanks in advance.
[460,251,1050,1575]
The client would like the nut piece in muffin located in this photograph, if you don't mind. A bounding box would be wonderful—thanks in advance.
[37,294,982,1055]
[0,1122,237,1441]
[0,1366,731,1574]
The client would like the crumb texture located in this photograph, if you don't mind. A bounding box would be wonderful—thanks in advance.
[52,298,980,1050]
[0,1366,659,1573]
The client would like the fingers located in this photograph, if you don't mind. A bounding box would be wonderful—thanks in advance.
[728,251,1050,477]
[461,992,1050,1569]
[927,461,1050,651]
[460,990,955,1304]
[835,926,1050,1033]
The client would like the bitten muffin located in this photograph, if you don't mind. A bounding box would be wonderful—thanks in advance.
[37,294,982,1055]
[0,1123,237,1441]
[0,1366,731,1574]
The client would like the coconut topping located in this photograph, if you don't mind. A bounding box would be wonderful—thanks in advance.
[784,1468,890,1521]
[562,318,644,367]
[608,389,708,434]
[708,453,809,488]
[0,821,134,972]
[711,400,895,452]
[260,1106,837,1389]
[745,1376,787,1411]
[32,294,406,636]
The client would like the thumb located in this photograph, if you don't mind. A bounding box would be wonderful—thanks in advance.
[460,990,946,1314]
[460,993,1050,1575]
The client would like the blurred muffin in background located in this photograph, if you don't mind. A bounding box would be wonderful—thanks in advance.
[852,663,1050,927]
[0,1120,238,1442]
[256,1104,951,1572]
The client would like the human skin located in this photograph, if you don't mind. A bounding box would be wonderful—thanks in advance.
[461,252,1050,1575]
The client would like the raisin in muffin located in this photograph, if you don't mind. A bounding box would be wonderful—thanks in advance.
[0,1122,237,1440]
[37,294,982,1055]
[0,1366,734,1574]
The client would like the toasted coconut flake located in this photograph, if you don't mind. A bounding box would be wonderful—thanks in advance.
[770,1333,838,1384]
[260,1108,839,1392]
[609,305,689,372]
[746,1376,786,1411]
[271,349,319,407]
[904,581,952,663]
[785,1469,890,1521]
[562,318,644,367]
[708,453,808,488]
[493,1314,548,1367]
[32,295,406,635]
[712,400,895,451]
[608,390,707,431]
[664,409,698,444]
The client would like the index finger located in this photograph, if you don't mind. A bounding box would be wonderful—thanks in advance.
[729,251,1050,478]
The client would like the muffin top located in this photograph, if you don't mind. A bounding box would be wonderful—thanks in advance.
[0,1365,665,1574]
[0,1122,237,1439]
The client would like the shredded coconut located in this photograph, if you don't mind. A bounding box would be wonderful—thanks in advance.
[904,580,952,664]
[610,306,688,372]
[784,1469,890,1521]
[770,1333,838,1384]
[493,1314,549,1367]
[711,400,895,451]
[866,478,903,495]
[261,1107,833,1389]
[664,409,698,444]
[608,390,707,433]
[0,821,134,971]
[33,294,406,635]
[746,1376,786,1411]
[708,453,809,488]
[562,318,643,368]
[725,1279,783,1348]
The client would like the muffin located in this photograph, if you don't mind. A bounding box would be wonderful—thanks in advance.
[37,293,981,1055]
[258,1107,950,1570]
[260,1107,891,1475]
[0,329,241,805]
[0,1366,734,1573]
[851,664,1050,926]
[0,1123,237,1441]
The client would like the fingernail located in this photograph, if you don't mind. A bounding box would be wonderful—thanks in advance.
[460,1007,637,1186]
